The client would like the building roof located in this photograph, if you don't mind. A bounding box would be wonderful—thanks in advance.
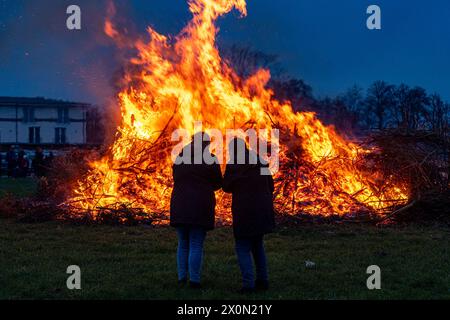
[0,97,92,108]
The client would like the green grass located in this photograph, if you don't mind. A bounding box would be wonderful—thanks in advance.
[1,219,449,300]
[0,178,37,198]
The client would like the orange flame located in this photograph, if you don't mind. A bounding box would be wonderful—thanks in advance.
[69,0,408,222]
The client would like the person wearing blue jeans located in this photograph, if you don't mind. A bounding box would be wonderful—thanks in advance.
[170,133,223,288]
[176,226,207,285]
[235,235,269,290]
[223,138,275,293]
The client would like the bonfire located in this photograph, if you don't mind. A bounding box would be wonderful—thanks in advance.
[66,0,409,223]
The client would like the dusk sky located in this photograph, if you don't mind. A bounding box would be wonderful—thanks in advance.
[1,0,449,104]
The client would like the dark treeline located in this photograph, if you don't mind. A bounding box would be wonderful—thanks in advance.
[309,82,449,138]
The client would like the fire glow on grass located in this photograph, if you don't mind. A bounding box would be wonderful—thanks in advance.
[69,0,409,222]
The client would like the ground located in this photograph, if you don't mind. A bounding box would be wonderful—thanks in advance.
[0,177,37,198]
[1,178,450,300]
[1,219,450,299]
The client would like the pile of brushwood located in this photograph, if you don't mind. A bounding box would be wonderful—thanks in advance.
[274,129,449,226]
[1,129,448,225]
[364,129,449,225]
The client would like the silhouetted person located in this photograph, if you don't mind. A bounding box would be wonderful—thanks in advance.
[33,147,45,177]
[47,152,55,163]
[17,150,28,178]
[6,147,16,177]
[223,138,275,293]
[43,152,55,176]
[170,132,223,288]
[17,148,28,178]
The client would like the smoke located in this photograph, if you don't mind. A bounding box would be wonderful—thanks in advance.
[0,0,137,105]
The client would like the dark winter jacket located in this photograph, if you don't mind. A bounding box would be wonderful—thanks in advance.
[170,141,223,230]
[223,139,275,238]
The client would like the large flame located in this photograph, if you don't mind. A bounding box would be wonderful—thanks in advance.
[69,0,408,222]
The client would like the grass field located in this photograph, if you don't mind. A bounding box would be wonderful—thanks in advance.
[0,177,37,198]
[1,218,449,300]
[1,178,449,300]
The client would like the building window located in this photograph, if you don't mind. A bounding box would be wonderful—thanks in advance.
[23,107,35,123]
[28,127,40,144]
[55,127,67,144]
[58,107,70,123]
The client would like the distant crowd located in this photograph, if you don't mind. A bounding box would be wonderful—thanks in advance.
[0,147,55,178]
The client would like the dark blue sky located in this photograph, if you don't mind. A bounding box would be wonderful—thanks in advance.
[1,0,449,104]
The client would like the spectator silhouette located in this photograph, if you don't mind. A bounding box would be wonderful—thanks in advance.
[17,147,28,178]
[170,132,223,288]
[33,147,45,178]
[6,147,17,177]
[223,137,275,293]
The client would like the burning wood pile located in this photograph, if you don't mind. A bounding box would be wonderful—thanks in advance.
[60,0,411,224]
[364,130,449,224]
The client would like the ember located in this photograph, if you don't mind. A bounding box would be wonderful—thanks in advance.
[67,0,409,222]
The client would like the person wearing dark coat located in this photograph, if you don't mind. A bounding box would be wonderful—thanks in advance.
[33,147,45,178]
[170,132,223,288]
[6,147,16,177]
[223,138,275,293]
[17,148,28,178]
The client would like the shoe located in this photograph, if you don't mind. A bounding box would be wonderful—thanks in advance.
[189,281,202,289]
[238,287,256,294]
[178,278,187,286]
[255,279,269,291]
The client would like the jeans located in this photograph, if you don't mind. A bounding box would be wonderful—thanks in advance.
[235,235,268,289]
[176,226,207,283]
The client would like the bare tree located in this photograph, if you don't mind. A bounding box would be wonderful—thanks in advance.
[428,94,449,136]
[405,87,430,131]
[365,81,395,130]
[271,78,314,111]
[392,84,410,129]
[221,45,281,79]
[340,85,364,113]
[222,45,314,111]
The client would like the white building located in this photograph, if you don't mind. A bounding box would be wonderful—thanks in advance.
[0,97,97,146]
